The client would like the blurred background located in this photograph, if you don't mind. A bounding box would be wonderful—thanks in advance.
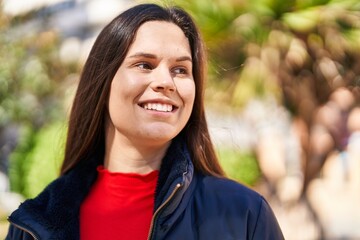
[1,0,360,239]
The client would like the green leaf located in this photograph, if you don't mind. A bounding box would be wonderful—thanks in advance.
[282,7,321,32]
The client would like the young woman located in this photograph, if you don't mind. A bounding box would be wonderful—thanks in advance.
[6,3,284,240]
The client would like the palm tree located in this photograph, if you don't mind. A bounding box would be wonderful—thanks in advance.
[170,0,360,188]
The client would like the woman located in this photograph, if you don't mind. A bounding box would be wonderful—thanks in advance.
[6,3,284,240]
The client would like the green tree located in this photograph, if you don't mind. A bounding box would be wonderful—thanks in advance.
[166,0,360,187]
[0,6,76,197]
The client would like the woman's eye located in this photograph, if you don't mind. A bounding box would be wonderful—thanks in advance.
[136,63,152,70]
[173,67,188,75]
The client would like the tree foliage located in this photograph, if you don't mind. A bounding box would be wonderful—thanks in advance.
[0,14,73,129]
[165,0,360,194]
[168,0,360,112]
[0,6,76,196]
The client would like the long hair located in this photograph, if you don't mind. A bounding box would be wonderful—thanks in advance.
[60,3,225,177]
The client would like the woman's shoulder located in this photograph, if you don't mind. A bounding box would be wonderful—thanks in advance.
[192,175,284,239]
[198,175,263,200]
[193,174,271,215]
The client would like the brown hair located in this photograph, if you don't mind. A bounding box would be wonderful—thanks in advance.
[61,3,224,177]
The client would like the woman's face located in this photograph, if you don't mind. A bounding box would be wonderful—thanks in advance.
[107,21,195,147]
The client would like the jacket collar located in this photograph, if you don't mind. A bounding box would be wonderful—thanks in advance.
[8,150,100,239]
[155,134,194,211]
[8,134,195,239]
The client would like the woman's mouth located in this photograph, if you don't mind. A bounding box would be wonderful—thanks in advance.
[141,103,175,112]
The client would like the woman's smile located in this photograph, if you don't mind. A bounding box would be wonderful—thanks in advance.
[138,98,179,114]
[141,103,174,112]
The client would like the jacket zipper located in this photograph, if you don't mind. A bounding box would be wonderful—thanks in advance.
[8,219,39,240]
[147,183,182,240]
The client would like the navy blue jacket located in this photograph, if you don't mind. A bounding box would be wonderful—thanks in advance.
[6,137,284,240]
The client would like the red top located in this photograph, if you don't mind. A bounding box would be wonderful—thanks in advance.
[80,166,159,240]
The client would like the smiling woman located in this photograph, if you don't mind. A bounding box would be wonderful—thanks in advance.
[6,3,283,240]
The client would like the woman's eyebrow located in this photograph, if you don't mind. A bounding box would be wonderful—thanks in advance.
[128,52,157,59]
[176,56,192,62]
[128,52,192,62]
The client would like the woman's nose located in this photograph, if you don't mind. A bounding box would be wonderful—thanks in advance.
[150,68,176,92]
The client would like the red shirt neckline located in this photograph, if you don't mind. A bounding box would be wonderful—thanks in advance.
[80,165,159,240]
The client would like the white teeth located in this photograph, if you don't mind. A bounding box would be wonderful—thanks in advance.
[143,103,173,112]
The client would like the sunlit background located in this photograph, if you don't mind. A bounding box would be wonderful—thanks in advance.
[1,0,360,239]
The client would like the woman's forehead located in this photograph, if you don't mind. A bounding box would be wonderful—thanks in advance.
[126,21,192,59]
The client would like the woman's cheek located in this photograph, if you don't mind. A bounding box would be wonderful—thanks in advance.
[177,79,196,103]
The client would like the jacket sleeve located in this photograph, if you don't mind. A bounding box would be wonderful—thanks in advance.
[5,224,35,240]
[251,198,284,240]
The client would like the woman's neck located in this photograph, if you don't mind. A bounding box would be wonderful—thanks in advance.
[104,131,170,174]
